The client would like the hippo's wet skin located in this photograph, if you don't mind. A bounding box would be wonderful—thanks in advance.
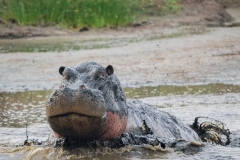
[46,61,230,148]
[46,62,127,140]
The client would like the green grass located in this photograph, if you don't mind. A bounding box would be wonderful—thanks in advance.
[162,0,181,15]
[0,0,145,28]
[144,0,182,16]
[0,0,183,28]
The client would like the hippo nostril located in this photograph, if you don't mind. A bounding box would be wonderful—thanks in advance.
[49,97,53,102]
[60,85,65,90]
[80,85,86,89]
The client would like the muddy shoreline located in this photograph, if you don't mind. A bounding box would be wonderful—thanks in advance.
[0,25,240,92]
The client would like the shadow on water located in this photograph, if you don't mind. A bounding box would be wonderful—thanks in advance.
[1,83,240,128]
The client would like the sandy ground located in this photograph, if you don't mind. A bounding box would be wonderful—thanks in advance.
[0,25,240,92]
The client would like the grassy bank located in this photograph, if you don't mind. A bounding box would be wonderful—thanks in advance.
[0,0,184,28]
[0,0,145,28]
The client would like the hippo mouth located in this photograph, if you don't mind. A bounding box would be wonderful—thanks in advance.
[46,87,106,139]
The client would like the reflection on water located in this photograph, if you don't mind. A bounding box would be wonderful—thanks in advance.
[0,83,240,159]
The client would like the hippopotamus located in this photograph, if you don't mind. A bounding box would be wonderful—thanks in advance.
[46,61,230,148]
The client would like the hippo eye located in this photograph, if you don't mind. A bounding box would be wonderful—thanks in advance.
[100,72,105,79]
[80,85,86,89]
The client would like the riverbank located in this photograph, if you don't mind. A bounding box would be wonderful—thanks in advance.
[0,0,240,39]
[0,26,240,92]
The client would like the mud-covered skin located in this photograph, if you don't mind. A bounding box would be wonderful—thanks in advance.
[46,61,229,147]
[125,100,200,143]
[46,61,127,140]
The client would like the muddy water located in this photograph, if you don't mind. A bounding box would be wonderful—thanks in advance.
[0,84,240,159]
[0,90,51,128]
[125,83,240,99]
[0,26,208,53]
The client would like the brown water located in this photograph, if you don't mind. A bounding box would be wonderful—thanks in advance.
[0,90,50,128]
[125,83,240,99]
[0,83,240,159]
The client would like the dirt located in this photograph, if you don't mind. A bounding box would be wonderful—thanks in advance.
[0,24,74,39]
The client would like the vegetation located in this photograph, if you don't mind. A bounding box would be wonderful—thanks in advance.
[0,0,184,28]
[162,0,181,15]
[0,0,145,28]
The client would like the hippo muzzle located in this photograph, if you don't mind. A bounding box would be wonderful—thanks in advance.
[46,62,128,140]
[46,87,106,139]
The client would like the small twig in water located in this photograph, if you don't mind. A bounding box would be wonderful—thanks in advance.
[24,124,29,145]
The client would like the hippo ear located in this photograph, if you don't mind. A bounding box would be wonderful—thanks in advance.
[106,65,114,75]
[59,66,66,76]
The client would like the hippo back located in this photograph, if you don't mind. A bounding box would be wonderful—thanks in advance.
[125,100,201,143]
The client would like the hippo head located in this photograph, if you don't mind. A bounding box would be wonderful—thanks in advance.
[46,61,127,140]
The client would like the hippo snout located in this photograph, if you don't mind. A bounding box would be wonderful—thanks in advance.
[46,87,106,118]
[46,87,107,139]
